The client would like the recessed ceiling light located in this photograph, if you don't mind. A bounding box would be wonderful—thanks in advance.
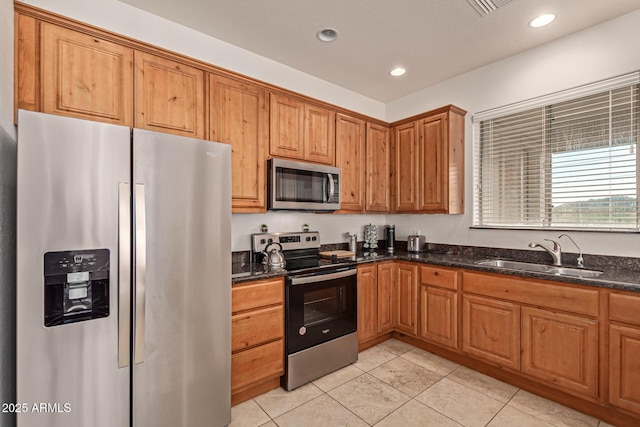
[317,28,338,42]
[390,67,407,77]
[530,13,556,28]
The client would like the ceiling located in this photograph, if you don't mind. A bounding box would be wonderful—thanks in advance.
[119,0,640,103]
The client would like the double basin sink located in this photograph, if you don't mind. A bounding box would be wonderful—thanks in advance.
[476,259,604,278]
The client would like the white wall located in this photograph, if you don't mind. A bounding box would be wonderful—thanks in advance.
[21,0,386,121]
[232,212,387,251]
[0,0,16,423]
[385,10,640,258]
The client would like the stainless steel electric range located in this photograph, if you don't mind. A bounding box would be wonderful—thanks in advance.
[251,232,358,390]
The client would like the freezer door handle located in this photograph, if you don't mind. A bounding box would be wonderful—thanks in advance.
[118,183,131,368]
[134,184,147,364]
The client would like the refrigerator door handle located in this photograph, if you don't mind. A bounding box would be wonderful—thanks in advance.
[134,183,147,364]
[118,183,131,368]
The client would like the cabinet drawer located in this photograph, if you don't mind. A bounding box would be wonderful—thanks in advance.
[231,339,284,392]
[610,293,640,326]
[420,265,457,290]
[232,305,284,352]
[232,278,284,313]
[463,272,598,317]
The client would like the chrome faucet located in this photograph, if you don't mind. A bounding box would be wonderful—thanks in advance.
[559,234,584,268]
[528,239,562,266]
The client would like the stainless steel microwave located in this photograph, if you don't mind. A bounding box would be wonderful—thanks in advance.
[268,158,341,211]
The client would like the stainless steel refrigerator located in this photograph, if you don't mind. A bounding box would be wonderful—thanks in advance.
[16,110,231,427]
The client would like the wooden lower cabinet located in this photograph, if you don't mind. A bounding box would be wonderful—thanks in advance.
[231,278,284,404]
[609,324,640,415]
[394,262,418,336]
[419,285,458,349]
[357,264,378,343]
[419,265,458,349]
[357,261,394,345]
[231,339,284,392]
[609,293,640,415]
[521,306,598,398]
[377,262,394,334]
[462,294,521,370]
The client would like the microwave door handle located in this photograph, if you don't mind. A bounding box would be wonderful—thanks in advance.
[327,173,335,203]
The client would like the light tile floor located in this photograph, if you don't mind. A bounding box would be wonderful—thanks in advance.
[230,339,617,427]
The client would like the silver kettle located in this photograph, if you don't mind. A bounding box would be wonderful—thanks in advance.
[261,242,286,269]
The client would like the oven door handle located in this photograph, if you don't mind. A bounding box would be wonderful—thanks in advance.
[290,268,356,285]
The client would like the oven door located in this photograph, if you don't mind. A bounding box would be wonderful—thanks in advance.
[286,267,357,354]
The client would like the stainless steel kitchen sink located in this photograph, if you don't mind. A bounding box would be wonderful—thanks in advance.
[476,259,553,272]
[546,266,604,278]
[476,259,603,278]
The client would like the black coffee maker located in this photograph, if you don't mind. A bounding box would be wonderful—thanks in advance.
[385,225,395,253]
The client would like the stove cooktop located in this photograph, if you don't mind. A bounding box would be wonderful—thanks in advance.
[284,256,356,275]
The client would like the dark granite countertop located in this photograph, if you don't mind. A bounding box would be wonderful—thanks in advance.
[232,246,640,292]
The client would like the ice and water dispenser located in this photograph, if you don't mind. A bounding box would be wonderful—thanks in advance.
[43,249,110,327]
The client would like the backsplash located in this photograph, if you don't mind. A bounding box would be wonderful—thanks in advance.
[233,241,640,271]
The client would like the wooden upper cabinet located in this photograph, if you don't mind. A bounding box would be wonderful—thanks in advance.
[304,103,335,165]
[335,113,366,212]
[134,52,205,138]
[392,105,466,214]
[366,123,391,212]
[269,92,335,164]
[39,22,133,126]
[393,122,419,212]
[418,113,446,211]
[209,74,268,212]
[269,92,305,159]
[15,13,39,114]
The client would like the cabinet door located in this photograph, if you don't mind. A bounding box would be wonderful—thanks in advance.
[209,74,268,212]
[521,307,598,398]
[305,104,335,165]
[41,22,133,126]
[357,264,378,344]
[269,92,305,159]
[335,113,366,212]
[366,123,391,212]
[418,113,447,212]
[377,262,395,334]
[135,52,205,138]
[393,122,419,212]
[462,294,520,370]
[394,262,418,336]
[609,324,640,414]
[420,285,458,349]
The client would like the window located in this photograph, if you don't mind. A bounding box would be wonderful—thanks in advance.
[473,73,639,231]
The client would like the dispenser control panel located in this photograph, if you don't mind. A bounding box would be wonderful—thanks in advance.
[44,249,110,327]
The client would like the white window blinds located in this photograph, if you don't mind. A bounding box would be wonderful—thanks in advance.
[473,73,639,231]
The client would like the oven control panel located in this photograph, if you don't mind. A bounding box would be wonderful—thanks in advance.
[251,231,320,253]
